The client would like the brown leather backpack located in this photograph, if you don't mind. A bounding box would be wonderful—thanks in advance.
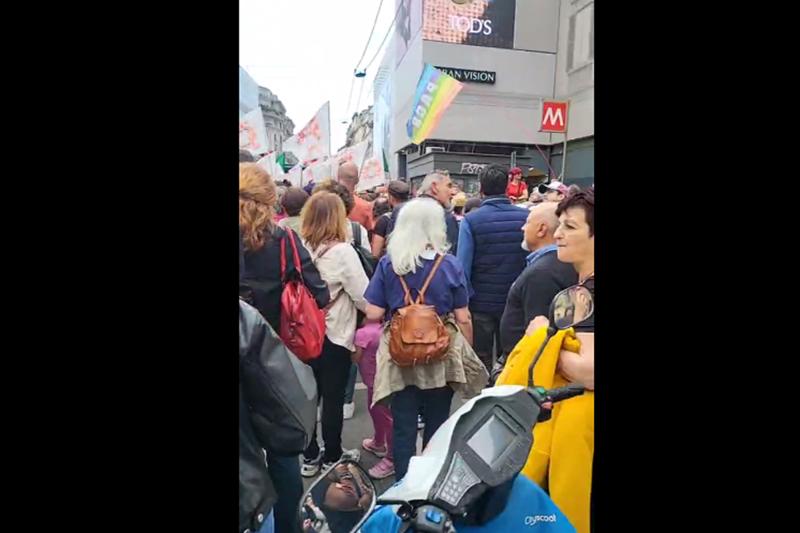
[389,254,451,367]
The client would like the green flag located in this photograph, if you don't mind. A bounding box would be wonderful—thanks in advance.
[276,152,291,172]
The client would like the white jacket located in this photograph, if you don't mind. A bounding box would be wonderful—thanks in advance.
[310,241,369,351]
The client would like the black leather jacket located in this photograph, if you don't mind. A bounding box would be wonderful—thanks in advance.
[239,381,275,533]
[239,301,317,533]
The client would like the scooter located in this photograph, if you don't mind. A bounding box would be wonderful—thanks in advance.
[298,284,594,533]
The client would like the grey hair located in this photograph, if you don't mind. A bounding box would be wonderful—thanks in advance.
[387,198,450,275]
[417,172,447,196]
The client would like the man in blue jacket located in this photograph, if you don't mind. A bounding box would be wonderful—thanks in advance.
[457,164,529,372]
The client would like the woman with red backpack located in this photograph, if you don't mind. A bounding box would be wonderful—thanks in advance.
[239,163,330,330]
[238,162,330,533]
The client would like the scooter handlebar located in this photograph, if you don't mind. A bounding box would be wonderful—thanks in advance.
[545,384,586,403]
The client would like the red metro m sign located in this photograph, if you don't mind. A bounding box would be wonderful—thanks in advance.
[540,100,569,133]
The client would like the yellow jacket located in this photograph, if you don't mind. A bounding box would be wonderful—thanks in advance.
[497,327,593,533]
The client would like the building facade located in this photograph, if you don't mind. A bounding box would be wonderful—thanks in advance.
[344,105,374,150]
[377,0,593,190]
[258,87,295,153]
[550,0,594,188]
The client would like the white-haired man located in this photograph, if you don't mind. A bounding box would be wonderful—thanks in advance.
[418,171,461,253]
[383,171,459,254]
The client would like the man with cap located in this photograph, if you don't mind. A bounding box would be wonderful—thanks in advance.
[371,180,410,258]
[539,180,569,202]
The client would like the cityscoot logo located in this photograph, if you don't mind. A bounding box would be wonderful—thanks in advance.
[525,514,557,526]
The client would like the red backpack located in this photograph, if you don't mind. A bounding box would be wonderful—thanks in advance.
[279,229,326,362]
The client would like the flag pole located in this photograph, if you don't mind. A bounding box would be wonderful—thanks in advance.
[561,99,570,181]
[327,101,332,160]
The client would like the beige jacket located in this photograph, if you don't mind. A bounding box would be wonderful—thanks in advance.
[277,216,302,235]
[372,318,489,406]
[309,241,369,351]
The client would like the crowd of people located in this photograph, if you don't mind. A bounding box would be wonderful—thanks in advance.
[238,148,595,533]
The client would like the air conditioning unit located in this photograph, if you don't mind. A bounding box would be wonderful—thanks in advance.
[426,146,445,154]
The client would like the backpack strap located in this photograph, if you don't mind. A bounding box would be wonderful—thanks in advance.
[397,274,414,306]
[351,221,361,248]
[280,233,287,281]
[280,228,305,284]
[417,254,445,304]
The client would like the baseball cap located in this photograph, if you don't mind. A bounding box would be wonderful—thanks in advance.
[526,167,547,178]
[538,180,568,194]
[387,180,410,200]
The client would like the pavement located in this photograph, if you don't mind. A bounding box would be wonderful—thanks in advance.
[301,380,466,496]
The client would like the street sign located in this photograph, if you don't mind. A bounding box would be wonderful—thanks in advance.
[540,100,569,133]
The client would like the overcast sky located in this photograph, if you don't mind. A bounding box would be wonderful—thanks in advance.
[239,0,396,151]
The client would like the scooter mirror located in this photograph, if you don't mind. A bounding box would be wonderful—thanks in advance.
[297,459,376,533]
[550,285,594,330]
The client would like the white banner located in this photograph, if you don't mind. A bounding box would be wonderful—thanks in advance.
[332,140,369,181]
[239,108,270,155]
[373,72,394,177]
[256,152,285,178]
[357,157,386,192]
[286,164,303,188]
[302,157,334,187]
[239,66,260,117]
[283,102,331,163]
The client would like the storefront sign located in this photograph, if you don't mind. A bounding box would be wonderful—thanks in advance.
[423,0,516,49]
[435,66,496,84]
[461,162,488,174]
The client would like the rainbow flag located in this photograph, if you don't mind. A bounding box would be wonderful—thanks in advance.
[406,64,464,145]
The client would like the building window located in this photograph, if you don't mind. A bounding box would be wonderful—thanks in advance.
[567,3,594,72]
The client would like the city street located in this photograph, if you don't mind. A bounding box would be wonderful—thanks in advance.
[301,378,467,496]
[239,0,596,529]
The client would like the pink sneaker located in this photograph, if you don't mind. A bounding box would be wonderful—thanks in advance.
[368,457,395,480]
[361,438,387,458]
